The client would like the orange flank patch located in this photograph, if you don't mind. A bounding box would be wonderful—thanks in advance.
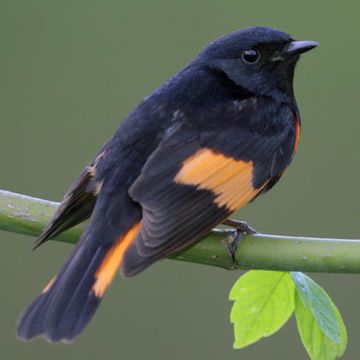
[293,113,301,154]
[92,223,141,298]
[42,276,56,294]
[175,148,262,212]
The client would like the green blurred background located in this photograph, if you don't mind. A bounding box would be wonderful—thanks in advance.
[0,1,359,359]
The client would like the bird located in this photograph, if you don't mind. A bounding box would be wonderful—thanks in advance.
[16,26,318,343]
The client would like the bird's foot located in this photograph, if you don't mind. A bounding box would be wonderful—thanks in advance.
[222,219,258,262]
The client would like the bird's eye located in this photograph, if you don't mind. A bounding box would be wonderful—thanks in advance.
[242,49,260,64]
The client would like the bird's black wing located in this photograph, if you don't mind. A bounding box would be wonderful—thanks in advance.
[34,151,106,248]
[123,105,298,276]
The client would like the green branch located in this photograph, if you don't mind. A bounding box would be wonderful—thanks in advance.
[0,189,359,273]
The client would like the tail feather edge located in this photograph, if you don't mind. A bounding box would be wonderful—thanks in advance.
[17,222,140,342]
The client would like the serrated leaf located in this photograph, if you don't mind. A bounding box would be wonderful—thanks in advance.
[229,270,295,349]
[292,272,347,360]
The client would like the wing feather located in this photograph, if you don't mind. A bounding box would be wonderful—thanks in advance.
[34,151,106,249]
[122,124,290,276]
[122,104,298,276]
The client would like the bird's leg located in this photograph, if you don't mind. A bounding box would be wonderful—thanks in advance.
[222,219,258,262]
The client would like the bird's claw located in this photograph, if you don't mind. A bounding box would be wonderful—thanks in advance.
[222,220,258,263]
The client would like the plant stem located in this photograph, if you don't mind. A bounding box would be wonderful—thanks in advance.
[0,189,359,273]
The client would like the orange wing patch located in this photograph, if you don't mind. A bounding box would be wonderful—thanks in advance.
[42,276,57,294]
[293,113,301,154]
[92,223,141,298]
[175,148,262,212]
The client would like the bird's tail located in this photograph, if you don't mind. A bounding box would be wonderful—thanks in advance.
[17,222,140,343]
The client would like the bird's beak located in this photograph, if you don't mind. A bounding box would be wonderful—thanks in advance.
[286,40,319,55]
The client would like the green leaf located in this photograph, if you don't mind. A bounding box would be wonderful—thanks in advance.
[229,270,295,349]
[291,272,347,360]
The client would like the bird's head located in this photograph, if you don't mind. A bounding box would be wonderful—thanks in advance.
[197,26,319,102]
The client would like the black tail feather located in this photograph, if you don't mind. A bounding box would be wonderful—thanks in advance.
[17,241,108,342]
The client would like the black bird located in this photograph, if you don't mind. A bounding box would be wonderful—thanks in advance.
[17,26,318,342]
